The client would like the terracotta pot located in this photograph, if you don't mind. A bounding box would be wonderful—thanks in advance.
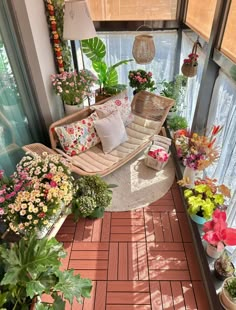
[220,277,236,310]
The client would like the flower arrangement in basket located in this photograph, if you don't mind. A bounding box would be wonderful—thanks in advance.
[51,69,97,106]
[181,39,201,78]
[144,135,171,170]
[0,152,74,237]
[128,69,156,94]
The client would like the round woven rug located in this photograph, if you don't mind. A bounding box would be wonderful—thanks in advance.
[104,152,175,212]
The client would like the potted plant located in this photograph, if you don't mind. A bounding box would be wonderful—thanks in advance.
[50,69,97,114]
[81,37,133,101]
[0,152,74,239]
[215,251,235,281]
[72,175,115,220]
[0,234,92,309]
[128,69,156,95]
[182,178,231,224]
[202,209,236,259]
[159,74,187,117]
[220,277,236,309]
[167,114,188,133]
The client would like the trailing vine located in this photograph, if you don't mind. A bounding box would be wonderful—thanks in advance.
[44,0,72,73]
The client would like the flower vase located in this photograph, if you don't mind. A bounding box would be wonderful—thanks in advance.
[206,243,224,259]
[64,103,84,115]
[183,166,196,188]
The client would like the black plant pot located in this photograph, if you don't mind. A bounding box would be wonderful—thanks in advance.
[214,259,235,281]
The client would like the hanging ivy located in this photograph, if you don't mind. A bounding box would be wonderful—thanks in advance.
[44,0,72,73]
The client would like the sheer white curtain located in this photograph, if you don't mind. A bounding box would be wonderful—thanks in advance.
[206,70,236,227]
[83,31,178,99]
[179,32,206,127]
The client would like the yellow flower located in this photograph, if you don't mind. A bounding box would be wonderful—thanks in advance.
[33,220,39,224]
[27,215,32,220]
[43,206,48,212]
[43,220,48,225]
[33,208,39,213]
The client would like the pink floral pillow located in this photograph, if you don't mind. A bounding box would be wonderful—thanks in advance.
[55,111,100,156]
[91,96,134,126]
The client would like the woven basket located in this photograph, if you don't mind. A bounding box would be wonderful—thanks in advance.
[181,63,198,77]
[132,34,155,64]
[144,155,168,171]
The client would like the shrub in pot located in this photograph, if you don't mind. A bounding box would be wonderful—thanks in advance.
[72,175,116,220]
[167,115,188,133]
[0,234,92,309]
[220,277,236,309]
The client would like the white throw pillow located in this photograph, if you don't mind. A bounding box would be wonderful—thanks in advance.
[94,110,128,154]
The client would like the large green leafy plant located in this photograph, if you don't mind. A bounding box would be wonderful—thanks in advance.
[0,234,92,309]
[81,37,133,96]
[72,175,115,219]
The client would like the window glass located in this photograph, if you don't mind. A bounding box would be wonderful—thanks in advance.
[87,0,177,21]
[185,0,217,41]
[220,0,236,63]
[206,70,236,227]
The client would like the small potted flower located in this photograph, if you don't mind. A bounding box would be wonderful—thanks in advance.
[50,69,97,114]
[203,209,236,259]
[72,175,115,220]
[220,276,236,309]
[128,69,156,95]
[181,177,231,225]
[145,147,170,171]
[215,251,235,281]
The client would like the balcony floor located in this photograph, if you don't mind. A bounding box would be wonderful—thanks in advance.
[56,180,210,309]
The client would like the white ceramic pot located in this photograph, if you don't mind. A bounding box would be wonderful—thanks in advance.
[206,243,224,259]
[183,166,195,188]
[64,103,84,115]
[220,277,236,310]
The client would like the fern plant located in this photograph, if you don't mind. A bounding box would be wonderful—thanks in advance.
[81,37,133,95]
[0,234,92,309]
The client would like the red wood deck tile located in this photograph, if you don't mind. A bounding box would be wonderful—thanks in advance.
[58,226,76,234]
[70,250,108,260]
[182,281,198,309]
[56,233,74,242]
[172,187,185,212]
[152,212,164,241]
[106,306,151,310]
[184,243,202,280]
[60,242,73,270]
[70,297,83,310]
[94,281,107,310]
[106,292,150,305]
[144,211,155,242]
[83,281,96,310]
[147,242,184,252]
[148,250,186,261]
[101,212,111,242]
[63,218,77,227]
[74,269,107,280]
[137,243,149,280]
[149,270,190,281]
[192,281,210,310]
[82,218,94,241]
[160,281,174,309]
[128,242,138,280]
[111,225,145,234]
[108,242,118,280]
[72,242,109,251]
[118,243,128,280]
[69,259,108,270]
[160,190,173,200]
[161,212,173,242]
[91,218,103,242]
[111,218,144,226]
[169,211,182,242]
[107,281,149,292]
[171,281,185,309]
[150,281,163,309]
[176,212,193,242]
[74,218,86,241]
[110,233,146,242]
[148,259,188,270]
[111,209,144,219]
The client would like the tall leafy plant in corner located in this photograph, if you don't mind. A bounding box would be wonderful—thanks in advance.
[81,37,133,95]
[0,234,92,309]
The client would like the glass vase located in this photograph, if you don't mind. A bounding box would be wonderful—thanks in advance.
[183,166,196,188]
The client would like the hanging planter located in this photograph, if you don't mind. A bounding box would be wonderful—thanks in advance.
[181,38,201,78]
[132,34,155,64]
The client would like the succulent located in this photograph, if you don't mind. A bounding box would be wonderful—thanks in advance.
[225,277,236,299]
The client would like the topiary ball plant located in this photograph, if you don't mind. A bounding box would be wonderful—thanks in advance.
[72,175,115,220]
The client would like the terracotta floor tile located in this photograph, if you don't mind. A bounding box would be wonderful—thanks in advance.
[59,178,211,309]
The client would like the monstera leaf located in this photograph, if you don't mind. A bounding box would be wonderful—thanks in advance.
[81,37,106,62]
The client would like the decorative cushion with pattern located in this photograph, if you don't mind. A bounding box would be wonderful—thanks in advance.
[91,96,134,126]
[55,111,100,156]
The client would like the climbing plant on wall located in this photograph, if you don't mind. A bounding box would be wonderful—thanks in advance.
[44,0,72,72]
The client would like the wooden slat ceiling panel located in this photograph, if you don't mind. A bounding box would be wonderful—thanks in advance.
[87,0,177,21]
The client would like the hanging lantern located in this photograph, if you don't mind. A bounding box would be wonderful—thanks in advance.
[132,34,155,64]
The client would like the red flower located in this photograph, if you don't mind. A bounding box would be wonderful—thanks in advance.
[115,99,121,106]
[38,212,45,218]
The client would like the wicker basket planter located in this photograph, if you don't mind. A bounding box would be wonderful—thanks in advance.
[132,34,155,64]
[181,63,198,77]
[144,154,168,171]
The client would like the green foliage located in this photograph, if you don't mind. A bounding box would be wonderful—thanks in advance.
[0,234,92,309]
[159,74,187,112]
[81,37,133,95]
[225,277,236,299]
[167,115,188,131]
[72,175,114,219]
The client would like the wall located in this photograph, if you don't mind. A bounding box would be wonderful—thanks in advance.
[11,0,64,128]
